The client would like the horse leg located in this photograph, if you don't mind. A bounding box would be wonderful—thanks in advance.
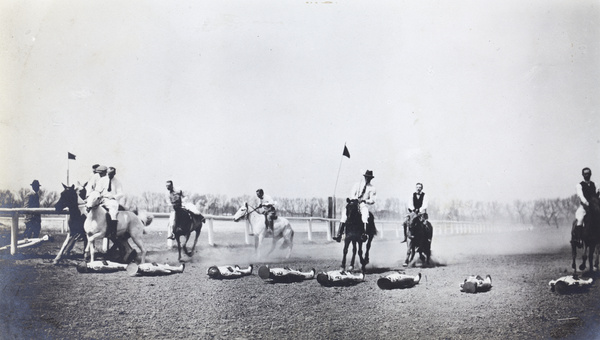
[571,241,578,271]
[86,233,102,262]
[118,237,134,263]
[53,234,72,264]
[188,230,202,257]
[183,233,192,256]
[176,236,183,262]
[266,235,278,257]
[282,228,294,259]
[63,233,81,256]
[349,241,358,271]
[594,244,600,269]
[364,235,373,264]
[341,239,350,270]
[404,242,413,267]
[580,244,588,272]
[358,242,365,272]
[255,234,265,259]
[588,244,595,272]
[129,234,147,264]
[426,243,432,266]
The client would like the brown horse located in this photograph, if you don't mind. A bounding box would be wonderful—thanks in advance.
[403,212,433,267]
[172,208,205,262]
[571,196,600,273]
[340,199,367,272]
[53,183,88,264]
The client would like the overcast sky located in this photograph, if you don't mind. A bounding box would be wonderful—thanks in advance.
[1,0,599,205]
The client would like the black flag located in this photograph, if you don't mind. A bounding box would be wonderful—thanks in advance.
[68,152,76,160]
[342,145,350,158]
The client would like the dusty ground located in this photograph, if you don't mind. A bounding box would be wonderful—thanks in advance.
[1,224,600,340]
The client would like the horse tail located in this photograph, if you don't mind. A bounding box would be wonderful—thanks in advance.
[137,211,154,227]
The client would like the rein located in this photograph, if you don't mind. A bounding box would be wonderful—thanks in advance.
[243,203,261,219]
[242,203,263,230]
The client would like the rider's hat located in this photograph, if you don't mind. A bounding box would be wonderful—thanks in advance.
[95,165,108,173]
[363,170,374,179]
[30,180,41,187]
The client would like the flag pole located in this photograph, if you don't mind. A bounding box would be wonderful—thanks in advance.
[333,155,344,198]
[67,157,70,186]
[333,143,350,215]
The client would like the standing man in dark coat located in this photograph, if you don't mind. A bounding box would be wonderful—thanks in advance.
[23,180,42,238]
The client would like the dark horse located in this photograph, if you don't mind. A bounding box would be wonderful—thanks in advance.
[363,207,378,265]
[173,208,205,262]
[403,212,433,267]
[340,199,367,272]
[53,183,88,264]
[571,196,600,273]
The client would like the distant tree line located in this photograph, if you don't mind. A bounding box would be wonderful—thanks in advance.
[0,187,580,227]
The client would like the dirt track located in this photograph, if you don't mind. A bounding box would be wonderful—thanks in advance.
[1,225,600,340]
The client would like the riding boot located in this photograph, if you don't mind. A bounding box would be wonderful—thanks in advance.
[107,220,118,239]
[401,223,408,243]
[333,223,345,242]
[361,224,368,242]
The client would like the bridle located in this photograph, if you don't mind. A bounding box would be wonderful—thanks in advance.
[238,202,261,228]
[85,192,104,213]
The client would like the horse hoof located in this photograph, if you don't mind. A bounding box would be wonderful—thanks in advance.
[403,262,408,267]
[579,264,586,271]
[364,257,370,265]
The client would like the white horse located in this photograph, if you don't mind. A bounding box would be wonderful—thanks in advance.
[232,202,294,259]
[84,191,148,263]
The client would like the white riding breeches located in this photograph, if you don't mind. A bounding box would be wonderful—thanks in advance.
[101,198,119,220]
[575,205,586,226]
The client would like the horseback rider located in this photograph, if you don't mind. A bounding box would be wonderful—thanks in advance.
[84,164,100,194]
[166,180,203,240]
[334,170,376,242]
[91,165,123,239]
[256,189,277,233]
[403,182,428,243]
[573,167,600,245]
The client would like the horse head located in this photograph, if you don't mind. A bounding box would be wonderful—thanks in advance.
[233,202,249,222]
[345,198,362,223]
[85,191,104,213]
[408,211,425,237]
[55,184,78,212]
[76,181,88,200]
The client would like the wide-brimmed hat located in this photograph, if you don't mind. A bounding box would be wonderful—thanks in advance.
[363,170,374,178]
[30,180,41,187]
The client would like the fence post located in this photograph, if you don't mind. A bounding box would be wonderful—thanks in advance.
[326,219,333,241]
[11,212,19,255]
[307,219,313,242]
[207,218,215,246]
